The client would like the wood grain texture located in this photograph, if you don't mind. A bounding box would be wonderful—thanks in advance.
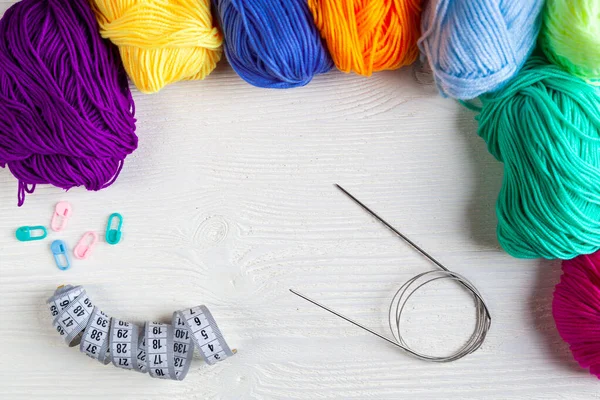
[1,2,599,398]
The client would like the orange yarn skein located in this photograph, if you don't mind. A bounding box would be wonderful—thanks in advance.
[308,0,421,76]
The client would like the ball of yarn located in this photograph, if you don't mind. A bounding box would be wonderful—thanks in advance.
[0,0,137,207]
[91,0,223,93]
[553,251,600,378]
[540,0,600,85]
[475,55,600,259]
[419,0,545,100]
[307,0,421,77]
[214,0,333,88]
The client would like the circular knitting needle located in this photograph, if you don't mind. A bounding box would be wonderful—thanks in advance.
[290,184,491,362]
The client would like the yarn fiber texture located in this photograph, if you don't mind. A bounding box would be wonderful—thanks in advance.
[419,0,545,100]
[0,0,137,207]
[540,0,600,85]
[308,0,421,77]
[553,251,600,379]
[474,55,600,259]
[215,0,333,88]
[91,0,223,93]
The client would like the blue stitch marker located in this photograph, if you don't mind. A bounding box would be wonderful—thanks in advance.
[51,240,71,271]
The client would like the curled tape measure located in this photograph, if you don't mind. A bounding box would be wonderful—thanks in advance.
[47,285,235,380]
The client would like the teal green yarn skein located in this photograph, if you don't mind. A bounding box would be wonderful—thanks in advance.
[472,55,600,259]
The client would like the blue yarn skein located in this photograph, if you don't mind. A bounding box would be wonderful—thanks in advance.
[418,0,545,100]
[214,0,333,88]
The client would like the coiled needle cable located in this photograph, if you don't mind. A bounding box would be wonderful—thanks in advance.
[290,184,491,362]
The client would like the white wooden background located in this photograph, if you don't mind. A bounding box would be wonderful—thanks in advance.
[1,3,599,398]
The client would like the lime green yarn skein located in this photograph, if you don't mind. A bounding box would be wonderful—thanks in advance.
[540,0,600,85]
[475,55,600,259]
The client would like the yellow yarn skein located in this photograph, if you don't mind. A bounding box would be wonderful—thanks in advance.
[91,0,223,93]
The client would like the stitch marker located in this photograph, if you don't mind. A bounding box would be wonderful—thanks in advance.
[15,226,47,241]
[51,202,72,232]
[74,232,98,259]
[106,213,123,245]
[51,240,71,270]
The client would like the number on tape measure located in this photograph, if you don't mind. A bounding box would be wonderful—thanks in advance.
[47,285,235,381]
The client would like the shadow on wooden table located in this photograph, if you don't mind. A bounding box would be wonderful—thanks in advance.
[454,104,504,249]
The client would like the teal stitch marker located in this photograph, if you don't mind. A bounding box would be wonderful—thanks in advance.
[106,213,123,245]
[15,226,47,241]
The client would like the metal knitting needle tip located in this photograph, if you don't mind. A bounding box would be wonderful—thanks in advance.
[333,184,449,272]
[333,183,489,314]
[289,186,491,362]
[289,289,403,349]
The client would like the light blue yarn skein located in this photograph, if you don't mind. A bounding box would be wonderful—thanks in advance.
[214,0,333,89]
[418,0,545,100]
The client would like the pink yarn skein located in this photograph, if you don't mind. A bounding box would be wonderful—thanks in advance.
[553,251,600,378]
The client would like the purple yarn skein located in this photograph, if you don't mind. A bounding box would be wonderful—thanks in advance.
[0,0,137,206]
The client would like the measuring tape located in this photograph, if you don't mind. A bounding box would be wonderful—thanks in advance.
[48,285,235,380]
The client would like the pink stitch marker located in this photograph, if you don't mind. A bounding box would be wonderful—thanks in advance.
[74,232,98,260]
[51,202,72,232]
